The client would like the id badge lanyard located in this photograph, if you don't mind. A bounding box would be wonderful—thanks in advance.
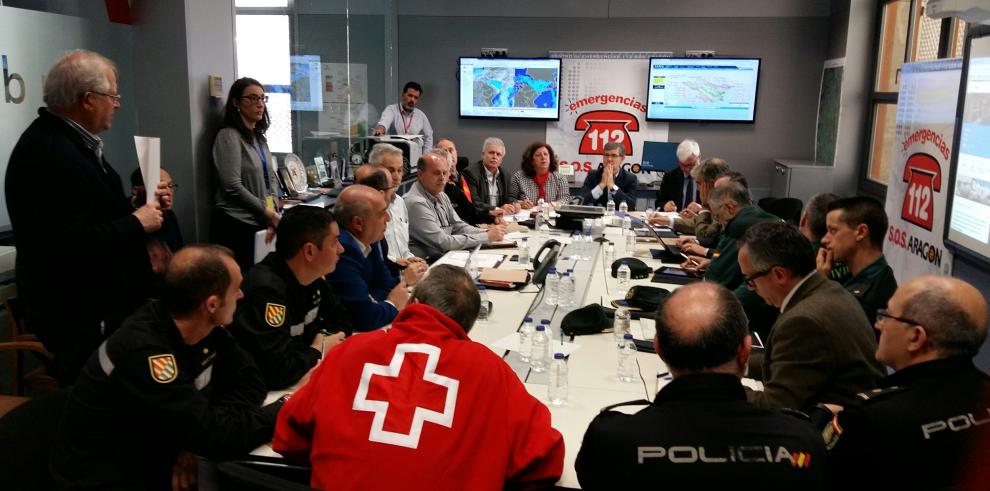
[254,142,277,211]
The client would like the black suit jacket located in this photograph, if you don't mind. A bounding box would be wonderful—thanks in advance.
[445,178,496,226]
[461,161,509,212]
[6,108,153,383]
[579,165,638,209]
[656,169,698,210]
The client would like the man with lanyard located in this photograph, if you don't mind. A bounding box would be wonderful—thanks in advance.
[372,81,434,152]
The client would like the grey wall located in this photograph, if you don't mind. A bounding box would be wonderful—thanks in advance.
[398,15,829,193]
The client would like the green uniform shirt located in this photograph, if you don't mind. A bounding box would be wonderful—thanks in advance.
[843,255,897,325]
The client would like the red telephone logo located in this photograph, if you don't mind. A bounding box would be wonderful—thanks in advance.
[901,153,942,231]
[574,110,640,155]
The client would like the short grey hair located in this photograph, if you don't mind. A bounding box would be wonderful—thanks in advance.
[603,141,625,157]
[903,286,989,359]
[803,193,840,242]
[411,265,481,331]
[708,181,751,209]
[676,139,700,163]
[368,143,403,164]
[431,147,453,166]
[691,157,729,182]
[482,137,505,153]
[44,50,116,111]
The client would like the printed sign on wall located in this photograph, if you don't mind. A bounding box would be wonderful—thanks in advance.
[546,52,669,184]
[883,59,961,281]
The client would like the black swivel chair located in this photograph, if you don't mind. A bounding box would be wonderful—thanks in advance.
[767,197,804,226]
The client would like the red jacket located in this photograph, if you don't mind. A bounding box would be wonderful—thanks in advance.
[274,304,564,490]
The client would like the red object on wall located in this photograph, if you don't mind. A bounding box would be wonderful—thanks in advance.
[104,0,133,25]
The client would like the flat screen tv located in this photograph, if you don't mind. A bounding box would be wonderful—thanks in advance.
[645,57,761,123]
[458,57,561,120]
[945,25,990,265]
[640,141,681,172]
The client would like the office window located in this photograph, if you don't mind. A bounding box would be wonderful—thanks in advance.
[862,0,966,192]
[235,0,288,7]
[235,14,292,154]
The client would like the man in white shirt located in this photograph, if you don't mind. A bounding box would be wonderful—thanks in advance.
[405,151,506,262]
[369,143,418,265]
[372,81,433,152]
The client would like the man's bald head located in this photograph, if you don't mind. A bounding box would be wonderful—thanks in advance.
[655,282,750,375]
[334,185,382,229]
[899,275,989,359]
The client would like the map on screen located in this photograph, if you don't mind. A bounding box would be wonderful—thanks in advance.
[459,57,560,120]
[645,58,760,122]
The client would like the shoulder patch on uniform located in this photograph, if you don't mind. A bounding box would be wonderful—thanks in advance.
[855,385,905,402]
[821,415,843,450]
[148,354,178,383]
[265,303,287,327]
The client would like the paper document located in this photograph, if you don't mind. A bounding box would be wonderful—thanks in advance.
[493,332,581,356]
[134,136,160,205]
[433,251,504,268]
[254,230,276,264]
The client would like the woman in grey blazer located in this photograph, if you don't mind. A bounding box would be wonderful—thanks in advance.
[210,77,281,271]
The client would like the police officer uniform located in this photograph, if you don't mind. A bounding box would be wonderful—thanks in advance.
[50,301,282,489]
[231,252,352,390]
[843,255,897,325]
[825,357,990,490]
[575,373,826,490]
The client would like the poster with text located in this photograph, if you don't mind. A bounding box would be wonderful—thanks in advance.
[883,59,960,281]
[546,52,669,186]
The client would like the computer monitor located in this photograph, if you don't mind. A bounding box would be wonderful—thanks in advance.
[640,141,681,172]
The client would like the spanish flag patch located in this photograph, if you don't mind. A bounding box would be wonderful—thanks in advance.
[265,303,287,327]
[148,354,178,383]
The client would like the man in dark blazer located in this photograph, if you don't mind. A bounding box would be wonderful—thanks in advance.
[461,137,520,216]
[6,50,164,385]
[438,138,499,226]
[578,141,639,209]
[656,139,701,211]
[326,184,409,330]
[737,221,884,411]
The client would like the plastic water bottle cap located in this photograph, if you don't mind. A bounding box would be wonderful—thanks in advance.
[541,319,551,325]
[535,325,546,331]
[608,242,614,246]
[548,266,557,273]
[623,333,634,339]
[524,316,533,322]
[554,353,565,360]
[478,285,486,290]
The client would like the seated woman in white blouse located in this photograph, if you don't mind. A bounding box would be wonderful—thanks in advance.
[508,142,570,209]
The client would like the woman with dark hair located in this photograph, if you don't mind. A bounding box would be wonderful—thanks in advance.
[508,142,570,208]
[210,77,280,271]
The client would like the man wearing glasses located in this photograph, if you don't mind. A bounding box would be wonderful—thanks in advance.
[736,221,883,411]
[579,141,639,209]
[823,275,990,490]
[6,50,165,384]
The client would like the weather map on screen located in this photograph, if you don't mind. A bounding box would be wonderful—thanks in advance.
[459,57,561,120]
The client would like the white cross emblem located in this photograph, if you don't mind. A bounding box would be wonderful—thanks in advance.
[352,343,459,449]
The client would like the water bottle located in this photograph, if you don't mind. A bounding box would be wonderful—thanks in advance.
[621,215,632,232]
[619,200,629,214]
[544,267,559,306]
[534,208,544,231]
[617,264,631,291]
[477,286,490,321]
[518,237,530,264]
[626,229,637,252]
[540,199,550,219]
[531,324,549,372]
[606,199,616,216]
[617,333,637,382]
[605,241,615,265]
[570,232,583,260]
[558,272,575,309]
[548,353,568,406]
[518,316,534,363]
[541,319,554,346]
[583,231,594,260]
[613,306,631,342]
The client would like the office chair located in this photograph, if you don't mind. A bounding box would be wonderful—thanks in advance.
[216,460,315,490]
[767,197,804,226]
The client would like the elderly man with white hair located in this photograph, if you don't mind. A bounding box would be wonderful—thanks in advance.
[657,138,701,212]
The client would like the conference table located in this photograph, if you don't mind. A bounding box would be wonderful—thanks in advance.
[254,210,762,489]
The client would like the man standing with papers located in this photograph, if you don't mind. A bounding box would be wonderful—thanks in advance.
[406,150,506,262]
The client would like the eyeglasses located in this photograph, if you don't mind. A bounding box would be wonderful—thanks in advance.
[240,95,269,104]
[875,309,921,326]
[603,153,623,160]
[165,183,179,191]
[88,91,122,103]
[744,266,778,289]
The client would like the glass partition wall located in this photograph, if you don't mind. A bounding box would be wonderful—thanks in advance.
[234,0,396,188]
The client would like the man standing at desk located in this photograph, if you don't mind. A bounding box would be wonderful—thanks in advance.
[6,50,164,385]
[579,141,638,209]
[372,81,433,152]
[576,282,826,489]
[405,151,505,262]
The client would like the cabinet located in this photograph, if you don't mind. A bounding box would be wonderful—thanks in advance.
[771,160,834,205]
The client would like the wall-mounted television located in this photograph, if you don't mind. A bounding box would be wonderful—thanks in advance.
[945,25,990,265]
[458,57,561,120]
[645,57,761,123]
[640,141,681,172]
